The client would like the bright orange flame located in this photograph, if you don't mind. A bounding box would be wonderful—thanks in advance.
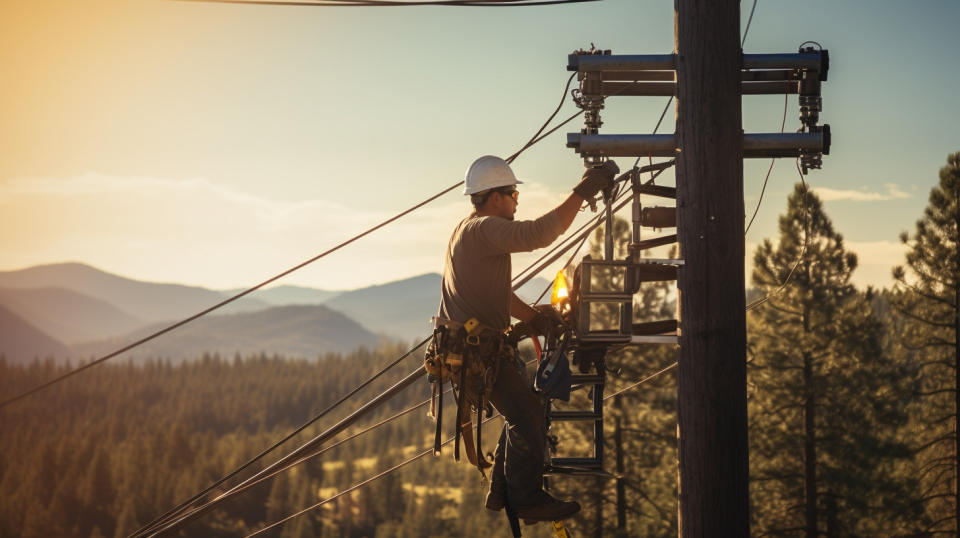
[550,270,569,308]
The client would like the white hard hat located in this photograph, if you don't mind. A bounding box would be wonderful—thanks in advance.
[463,155,523,195]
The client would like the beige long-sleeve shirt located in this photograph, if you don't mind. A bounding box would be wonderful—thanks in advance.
[437,210,564,330]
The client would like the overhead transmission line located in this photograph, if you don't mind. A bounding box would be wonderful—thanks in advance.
[0,75,585,412]
[0,182,460,410]
[137,173,624,536]
[140,61,675,537]
[745,40,824,311]
[247,355,680,538]
[173,0,600,7]
[144,356,535,537]
[210,132,677,538]
[132,72,608,536]
[744,86,789,235]
[130,338,429,536]
[230,9,802,532]
[138,127,655,537]
[745,158,810,311]
[741,0,759,48]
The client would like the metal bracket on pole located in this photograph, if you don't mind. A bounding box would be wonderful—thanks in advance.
[567,52,826,73]
[567,51,829,98]
[567,131,830,159]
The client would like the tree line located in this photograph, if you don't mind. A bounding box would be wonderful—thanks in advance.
[1,152,959,536]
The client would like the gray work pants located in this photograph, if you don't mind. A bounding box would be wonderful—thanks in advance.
[487,353,547,507]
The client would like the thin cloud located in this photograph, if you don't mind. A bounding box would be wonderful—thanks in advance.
[744,240,906,291]
[0,173,576,290]
[815,183,910,202]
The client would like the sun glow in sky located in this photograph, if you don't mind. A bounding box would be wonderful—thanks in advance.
[2,0,959,290]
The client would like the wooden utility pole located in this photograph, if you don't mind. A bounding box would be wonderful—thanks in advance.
[674,0,750,536]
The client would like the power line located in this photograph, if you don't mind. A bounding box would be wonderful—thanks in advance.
[632,96,673,170]
[2,70,594,411]
[744,86,789,236]
[160,168,670,534]
[137,70,672,536]
[506,72,577,164]
[741,0,758,48]
[131,337,429,536]
[245,358,676,537]
[0,183,461,410]
[174,0,600,7]
[148,354,540,536]
[226,172,670,534]
[745,158,809,311]
[133,72,609,535]
[141,166,620,533]
[529,162,675,304]
[139,198,614,535]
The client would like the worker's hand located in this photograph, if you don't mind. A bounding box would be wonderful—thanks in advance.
[573,160,620,200]
[529,304,564,338]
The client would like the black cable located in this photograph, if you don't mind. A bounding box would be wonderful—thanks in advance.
[140,73,665,536]
[174,0,600,6]
[520,109,584,154]
[132,337,429,536]
[506,72,577,164]
[632,96,673,170]
[529,179,637,304]
[3,57,590,411]
[741,0,758,48]
[144,195,616,534]
[130,69,593,534]
[247,356,677,537]
[0,183,462,411]
[511,208,604,284]
[746,159,809,311]
[155,354,540,531]
[192,169,669,536]
[744,87,789,236]
[534,231,590,304]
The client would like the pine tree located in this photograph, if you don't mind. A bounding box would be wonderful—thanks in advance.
[749,183,913,535]
[891,151,960,534]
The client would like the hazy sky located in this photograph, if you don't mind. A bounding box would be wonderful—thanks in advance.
[2,0,958,291]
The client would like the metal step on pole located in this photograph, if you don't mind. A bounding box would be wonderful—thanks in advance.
[545,366,606,475]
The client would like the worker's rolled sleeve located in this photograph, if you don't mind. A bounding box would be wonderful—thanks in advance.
[475,209,565,254]
[437,209,565,330]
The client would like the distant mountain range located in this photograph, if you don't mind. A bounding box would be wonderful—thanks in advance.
[0,304,72,364]
[0,262,268,322]
[0,262,550,364]
[0,286,145,345]
[73,304,379,362]
[221,284,341,306]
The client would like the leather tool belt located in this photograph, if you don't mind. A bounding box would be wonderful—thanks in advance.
[425,316,516,476]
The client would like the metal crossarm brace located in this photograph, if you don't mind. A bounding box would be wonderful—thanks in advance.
[567,131,831,159]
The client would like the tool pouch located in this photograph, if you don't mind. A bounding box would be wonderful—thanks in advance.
[425,317,511,476]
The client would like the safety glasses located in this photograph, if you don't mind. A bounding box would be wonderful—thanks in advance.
[496,188,519,201]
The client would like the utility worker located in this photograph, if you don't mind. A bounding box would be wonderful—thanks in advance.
[435,155,619,522]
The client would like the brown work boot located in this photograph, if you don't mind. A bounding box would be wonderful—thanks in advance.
[514,491,581,522]
[485,480,506,511]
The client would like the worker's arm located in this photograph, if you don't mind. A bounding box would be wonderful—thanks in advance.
[477,161,620,254]
[554,192,587,234]
[510,292,537,322]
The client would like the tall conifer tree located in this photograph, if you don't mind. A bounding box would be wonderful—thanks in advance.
[892,151,960,534]
[750,183,913,536]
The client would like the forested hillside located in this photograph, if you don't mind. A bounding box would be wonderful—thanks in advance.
[0,345,681,538]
